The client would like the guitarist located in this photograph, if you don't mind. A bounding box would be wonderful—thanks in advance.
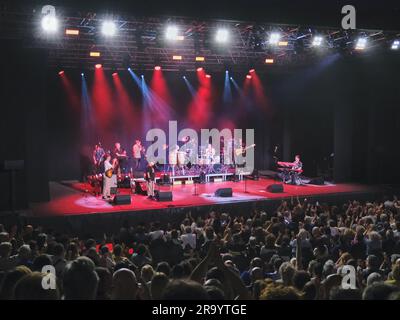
[103,154,116,199]
[144,161,156,199]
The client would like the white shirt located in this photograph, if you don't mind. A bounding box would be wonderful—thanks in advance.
[181,233,196,249]
[149,230,164,241]
[133,144,142,159]
[104,160,112,171]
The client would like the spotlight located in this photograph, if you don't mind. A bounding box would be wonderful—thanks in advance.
[265,58,274,64]
[230,77,233,80]
[312,36,323,47]
[154,65,161,71]
[269,32,281,45]
[172,55,182,60]
[81,73,84,76]
[90,51,101,57]
[128,67,131,71]
[246,75,252,79]
[112,72,118,76]
[249,69,255,73]
[196,67,203,72]
[102,21,116,36]
[183,76,186,79]
[58,70,64,75]
[355,38,367,50]
[195,56,205,62]
[141,75,144,78]
[165,25,179,40]
[41,15,58,32]
[215,29,229,43]
[95,64,102,69]
[391,40,399,50]
[205,74,211,78]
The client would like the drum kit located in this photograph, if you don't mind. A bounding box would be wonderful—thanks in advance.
[166,145,228,176]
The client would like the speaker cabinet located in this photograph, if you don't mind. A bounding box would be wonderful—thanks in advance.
[266,184,284,193]
[215,188,233,197]
[113,194,131,205]
[155,190,173,201]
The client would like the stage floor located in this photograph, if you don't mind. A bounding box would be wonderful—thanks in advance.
[30,178,378,218]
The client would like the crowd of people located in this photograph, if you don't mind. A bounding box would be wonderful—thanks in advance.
[1,195,400,300]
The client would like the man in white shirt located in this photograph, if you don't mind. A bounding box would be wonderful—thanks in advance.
[132,139,145,170]
[181,227,196,249]
[103,154,116,199]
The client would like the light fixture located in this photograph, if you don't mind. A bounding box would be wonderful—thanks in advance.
[41,15,58,32]
[95,64,102,69]
[312,36,323,47]
[391,40,399,50]
[165,25,179,40]
[269,33,281,45]
[355,38,367,50]
[215,29,229,43]
[265,58,274,64]
[102,21,116,36]
[65,29,79,36]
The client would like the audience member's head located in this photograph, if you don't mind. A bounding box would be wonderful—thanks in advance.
[111,268,138,300]
[162,280,209,300]
[13,272,60,300]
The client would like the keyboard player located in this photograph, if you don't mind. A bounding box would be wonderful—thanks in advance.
[277,155,303,185]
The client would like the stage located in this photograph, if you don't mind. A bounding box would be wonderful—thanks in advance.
[19,178,381,237]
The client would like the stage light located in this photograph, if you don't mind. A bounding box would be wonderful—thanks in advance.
[127,67,131,71]
[355,38,367,50]
[172,55,182,60]
[90,51,101,57]
[249,69,255,73]
[269,33,281,45]
[183,76,186,79]
[95,64,102,69]
[112,72,118,76]
[230,77,233,80]
[312,36,323,47]
[195,56,205,61]
[141,75,144,78]
[58,70,64,75]
[278,41,288,46]
[215,29,229,43]
[205,74,211,78]
[102,21,116,36]
[265,58,274,64]
[196,67,203,72]
[165,25,180,40]
[65,29,79,36]
[154,65,161,70]
[391,40,399,50]
[41,15,58,32]
[246,74,252,79]
[81,73,84,76]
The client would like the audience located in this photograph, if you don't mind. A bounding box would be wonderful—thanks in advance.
[0,195,400,300]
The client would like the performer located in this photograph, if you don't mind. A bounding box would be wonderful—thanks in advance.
[92,143,105,174]
[278,155,303,185]
[144,161,156,199]
[168,144,179,176]
[132,139,145,170]
[205,143,216,164]
[102,154,117,199]
[113,142,127,175]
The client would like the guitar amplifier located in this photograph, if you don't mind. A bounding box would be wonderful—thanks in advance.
[113,194,131,205]
[155,190,173,202]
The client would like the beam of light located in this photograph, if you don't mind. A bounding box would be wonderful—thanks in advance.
[128,68,143,89]
[251,70,268,113]
[81,74,96,144]
[112,73,140,141]
[223,70,233,105]
[59,71,80,113]
[92,64,114,132]
[187,67,213,128]
[41,15,58,32]
[183,76,196,97]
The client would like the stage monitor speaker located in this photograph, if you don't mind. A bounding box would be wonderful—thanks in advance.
[113,194,131,205]
[215,188,232,197]
[155,190,173,202]
[135,181,147,195]
[307,177,325,185]
[266,184,284,193]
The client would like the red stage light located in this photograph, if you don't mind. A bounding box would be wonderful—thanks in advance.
[246,74,252,79]
[95,64,102,69]
[205,74,211,78]
[197,67,204,72]
[154,65,161,71]
[249,69,255,73]
[58,70,64,75]
[112,72,118,76]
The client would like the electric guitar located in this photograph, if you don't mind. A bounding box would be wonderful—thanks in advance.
[235,144,256,156]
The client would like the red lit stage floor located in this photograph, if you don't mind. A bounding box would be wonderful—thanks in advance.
[30,178,379,218]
